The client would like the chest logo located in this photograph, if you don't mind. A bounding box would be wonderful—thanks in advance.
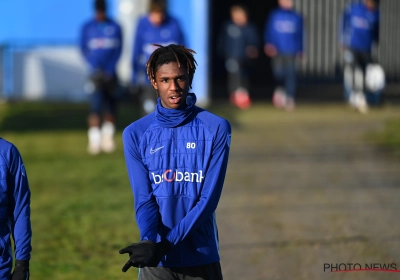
[150,146,164,154]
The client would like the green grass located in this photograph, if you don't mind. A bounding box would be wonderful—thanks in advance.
[368,118,400,157]
[0,102,142,279]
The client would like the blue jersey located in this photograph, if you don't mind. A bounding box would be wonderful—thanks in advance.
[264,8,304,55]
[0,138,31,279]
[341,3,379,52]
[122,95,231,267]
[131,15,185,85]
[218,20,260,61]
[80,18,123,76]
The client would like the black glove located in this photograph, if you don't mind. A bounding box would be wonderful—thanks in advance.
[119,240,171,272]
[11,260,29,280]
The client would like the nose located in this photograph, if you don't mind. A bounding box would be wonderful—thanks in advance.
[169,79,180,91]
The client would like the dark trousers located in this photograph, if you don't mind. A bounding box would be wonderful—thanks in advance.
[138,262,223,280]
[225,58,250,93]
[88,74,118,116]
[271,55,297,99]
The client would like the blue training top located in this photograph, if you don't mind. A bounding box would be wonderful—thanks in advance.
[80,18,123,76]
[122,94,231,267]
[131,15,185,85]
[0,138,32,279]
[217,20,260,61]
[341,3,380,52]
[264,7,304,55]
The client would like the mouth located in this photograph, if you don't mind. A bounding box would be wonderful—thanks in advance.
[169,95,182,104]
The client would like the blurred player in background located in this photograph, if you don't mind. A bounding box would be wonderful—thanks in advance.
[264,0,304,111]
[80,0,123,154]
[340,0,381,113]
[130,0,185,116]
[217,4,260,109]
[0,138,32,280]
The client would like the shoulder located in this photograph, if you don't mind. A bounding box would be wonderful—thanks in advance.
[107,18,122,28]
[195,108,231,134]
[123,113,156,142]
[294,10,303,19]
[349,3,361,12]
[0,138,19,166]
[81,19,94,30]
[165,14,179,23]
[269,8,280,18]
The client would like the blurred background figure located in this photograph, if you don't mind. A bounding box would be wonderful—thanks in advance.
[264,0,304,112]
[80,0,123,155]
[217,4,260,110]
[130,0,185,116]
[340,0,381,114]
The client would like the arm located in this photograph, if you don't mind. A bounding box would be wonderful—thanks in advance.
[165,120,231,245]
[296,15,304,55]
[105,23,123,76]
[7,145,31,262]
[80,23,90,64]
[245,23,260,59]
[7,145,31,280]
[340,6,351,47]
[264,13,277,57]
[122,128,159,241]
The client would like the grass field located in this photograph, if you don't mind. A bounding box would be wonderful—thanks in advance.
[0,102,143,280]
[0,100,399,279]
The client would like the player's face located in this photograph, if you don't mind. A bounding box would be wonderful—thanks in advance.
[279,0,294,9]
[149,11,165,26]
[232,9,248,26]
[152,62,190,109]
[365,0,376,10]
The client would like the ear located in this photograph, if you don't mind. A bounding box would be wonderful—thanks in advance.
[151,79,158,90]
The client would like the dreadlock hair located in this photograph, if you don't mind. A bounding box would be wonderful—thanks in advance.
[146,44,197,88]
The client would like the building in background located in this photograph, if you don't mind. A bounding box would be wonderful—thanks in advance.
[0,0,209,106]
[1,0,400,103]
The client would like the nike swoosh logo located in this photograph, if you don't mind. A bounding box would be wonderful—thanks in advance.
[150,146,164,154]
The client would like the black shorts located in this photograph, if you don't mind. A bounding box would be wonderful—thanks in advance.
[138,262,223,280]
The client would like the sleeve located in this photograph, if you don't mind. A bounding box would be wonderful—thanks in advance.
[122,128,159,241]
[296,15,304,54]
[248,23,260,49]
[131,19,144,84]
[105,23,123,76]
[80,23,90,64]
[340,5,351,46]
[165,120,231,245]
[7,145,32,261]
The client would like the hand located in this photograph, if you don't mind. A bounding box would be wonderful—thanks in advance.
[11,260,29,280]
[119,240,171,272]
[245,46,259,59]
[264,44,277,57]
